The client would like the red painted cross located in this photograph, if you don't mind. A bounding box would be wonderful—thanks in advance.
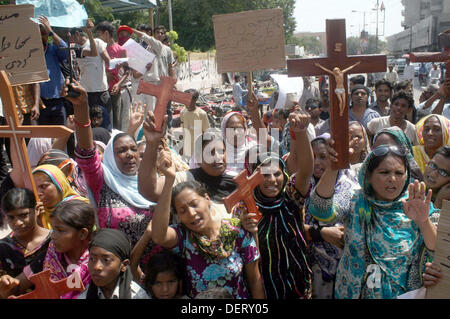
[223,169,265,222]
[9,269,85,299]
[287,19,386,169]
[137,76,193,132]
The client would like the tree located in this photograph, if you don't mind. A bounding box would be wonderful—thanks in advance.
[156,0,297,51]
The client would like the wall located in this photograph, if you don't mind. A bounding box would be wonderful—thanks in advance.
[175,52,223,93]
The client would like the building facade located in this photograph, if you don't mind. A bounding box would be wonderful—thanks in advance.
[387,0,450,55]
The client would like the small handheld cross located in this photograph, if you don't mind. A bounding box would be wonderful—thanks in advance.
[8,269,85,299]
[137,76,193,132]
[223,169,265,222]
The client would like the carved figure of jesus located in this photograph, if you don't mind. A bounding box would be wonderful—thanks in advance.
[314,61,361,116]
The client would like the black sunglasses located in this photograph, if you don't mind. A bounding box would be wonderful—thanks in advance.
[428,162,450,177]
[371,145,406,158]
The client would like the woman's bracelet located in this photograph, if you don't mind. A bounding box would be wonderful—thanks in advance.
[73,118,91,128]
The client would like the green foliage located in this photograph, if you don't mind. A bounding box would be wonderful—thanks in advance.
[171,42,187,63]
[82,0,114,23]
[156,0,297,52]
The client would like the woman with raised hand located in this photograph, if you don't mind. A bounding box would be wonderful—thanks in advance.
[232,110,314,299]
[150,150,264,299]
[61,79,155,250]
[309,141,440,299]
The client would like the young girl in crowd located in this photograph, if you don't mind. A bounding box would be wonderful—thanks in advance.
[144,250,185,299]
[0,188,51,278]
[78,228,149,299]
[0,200,95,299]
[309,143,439,299]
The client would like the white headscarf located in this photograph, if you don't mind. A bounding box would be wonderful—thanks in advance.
[102,131,155,209]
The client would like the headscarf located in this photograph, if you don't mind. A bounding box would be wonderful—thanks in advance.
[92,127,111,146]
[86,229,133,299]
[245,152,312,298]
[338,146,436,299]
[32,164,90,229]
[413,114,450,173]
[27,138,52,169]
[249,153,289,213]
[349,121,371,163]
[373,127,424,182]
[102,131,155,209]
[221,112,256,176]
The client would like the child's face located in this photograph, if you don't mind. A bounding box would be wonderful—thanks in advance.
[50,216,83,253]
[88,246,126,289]
[151,270,180,299]
[96,145,105,161]
[92,116,103,128]
[5,207,37,237]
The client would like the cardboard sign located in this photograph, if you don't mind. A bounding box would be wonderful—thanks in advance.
[0,4,49,85]
[426,200,450,299]
[213,8,286,73]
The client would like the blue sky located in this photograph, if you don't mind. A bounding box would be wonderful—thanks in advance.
[294,0,405,38]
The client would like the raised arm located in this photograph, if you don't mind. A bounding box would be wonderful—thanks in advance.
[61,80,94,150]
[315,63,333,75]
[138,111,168,202]
[290,110,314,196]
[342,61,361,74]
[130,220,152,282]
[246,91,272,149]
[150,150,178,248]
[80,19,98,57]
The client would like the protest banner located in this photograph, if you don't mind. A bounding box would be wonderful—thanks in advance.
[0,4,49,85]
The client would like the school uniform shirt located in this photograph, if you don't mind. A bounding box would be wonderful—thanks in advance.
[367,116,418,145]
[77,38,109,93]
[77,280,149,299]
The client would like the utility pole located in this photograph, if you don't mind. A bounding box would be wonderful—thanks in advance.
[168,0,173,31]
[375,0,379,52]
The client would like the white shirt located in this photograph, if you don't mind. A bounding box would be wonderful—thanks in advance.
[367,116,418,145]
[77,280,149,299]
[385,71,398,84]
[77,38,108,92]
[403,64,415,81]
[141,34,174,82]
[418,100,450,119]
[429,68,441,80]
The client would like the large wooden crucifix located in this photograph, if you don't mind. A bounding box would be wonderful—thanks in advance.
[223,169,265,222]
[287,19,386,169]
[137,76,193,132]
[409,29,450,96]
[0,71,72,217]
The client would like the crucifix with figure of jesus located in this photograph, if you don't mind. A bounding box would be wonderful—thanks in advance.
[287,19,386,169]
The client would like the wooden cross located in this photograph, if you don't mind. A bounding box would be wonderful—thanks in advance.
[287,19,386,169]
[136,76,193,132]
[409,29,450,95]
[8,269,85,299]
[223,169,265,222]
[0,71,73,216]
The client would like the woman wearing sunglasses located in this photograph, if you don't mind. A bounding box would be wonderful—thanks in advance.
[308,143,440,299]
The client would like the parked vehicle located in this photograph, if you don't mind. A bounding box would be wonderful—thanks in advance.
[395,58,406,75]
